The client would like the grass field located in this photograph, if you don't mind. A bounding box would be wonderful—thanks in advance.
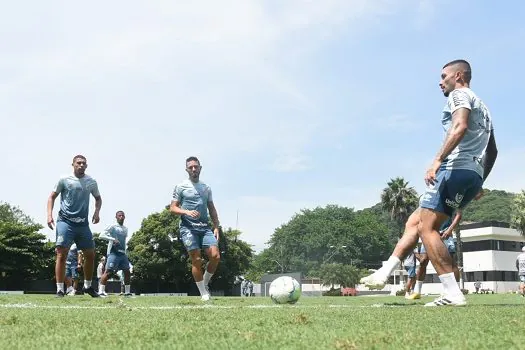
[1,293,524,349]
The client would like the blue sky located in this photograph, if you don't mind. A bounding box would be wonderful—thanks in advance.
[1,0,524,252]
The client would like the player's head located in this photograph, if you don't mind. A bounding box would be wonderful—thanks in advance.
[115,210,125,224]
[185,156,201,182]
[522,246,525,252]
[72,155,87,177]
[440,59,472,97]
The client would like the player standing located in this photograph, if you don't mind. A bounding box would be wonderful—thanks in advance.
[170,156,221,302]
[47,155,102,297]
[361,60,498,306]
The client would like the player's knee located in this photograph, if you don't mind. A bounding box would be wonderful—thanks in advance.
[210,250,220,262]
[420,257,429,266]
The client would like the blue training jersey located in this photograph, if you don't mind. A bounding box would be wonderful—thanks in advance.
[172,179,213,230]
[441,88,493,178]
[53,174,100,226]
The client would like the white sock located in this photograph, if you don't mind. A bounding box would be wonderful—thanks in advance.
[57,283,64,293]
[379,256,401,277]
[405,292,410,297]
[195,280,208,296]
[414,280,423,294]
[439,272,463,298]
[203,270,214,285]
[125,285,130,294]
[99,284,106,293]
[84,280,92,289]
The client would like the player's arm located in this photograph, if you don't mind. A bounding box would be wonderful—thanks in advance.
[482,129,498,182]
[46,192,59,229]
[435,108,469,163]
[47,178,64,230]
[99,226,116,242]
[207,201,220,230]
[442,210,462,239]
[169,186,199,218]
[91,181,102,224]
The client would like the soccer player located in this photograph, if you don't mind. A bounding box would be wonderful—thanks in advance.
[360,60,498,307]
[403,252,417,298]
[98,211,132,297]
[47,155,102,297]
[516,247,525,296]
[64,243,83,295]
[170,156,221,302]
[407,210,462,300]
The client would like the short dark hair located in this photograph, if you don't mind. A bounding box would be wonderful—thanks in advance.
[116,210,125,216]
[72,154,86,163]
[443,59,472,83]
[186,156,200,165]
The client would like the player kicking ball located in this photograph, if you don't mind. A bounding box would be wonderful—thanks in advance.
[360,60,498,307]
[170,156,221,302]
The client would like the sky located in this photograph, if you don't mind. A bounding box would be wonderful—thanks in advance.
[1,0,524,252]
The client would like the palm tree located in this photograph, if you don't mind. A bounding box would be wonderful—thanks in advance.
[381,177,419,231]
[511,190,525,235]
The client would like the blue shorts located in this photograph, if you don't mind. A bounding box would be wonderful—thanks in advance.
[65,263,79,279]
[419,236,456,255]
[180,226,218,252]
[520,275,525,283]
[405,265,416,278]
[56,221,95,250]
[420,169,483,217]
[106,253,130,272]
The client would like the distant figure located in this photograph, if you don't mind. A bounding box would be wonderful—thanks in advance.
[403,252,416,298]
[97,256,106,284]
[474,280,481,294]
[241,279,247,297]
[64,243,82,296]
[516,247,525,296]
[98,211,132,297]
[248,280,254,297]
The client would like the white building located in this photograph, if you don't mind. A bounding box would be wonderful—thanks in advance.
[382,222,525,295]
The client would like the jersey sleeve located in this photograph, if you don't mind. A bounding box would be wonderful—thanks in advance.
[172,185,183,202]
[447,89,473,114]
[90,179,101,197]
[53,177,65,193]
[207,186,213,203]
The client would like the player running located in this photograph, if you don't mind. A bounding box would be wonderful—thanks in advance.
[98,211,132,297]
[170,156,221,302]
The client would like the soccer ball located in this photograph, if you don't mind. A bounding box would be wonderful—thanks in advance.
[269,276,301,304]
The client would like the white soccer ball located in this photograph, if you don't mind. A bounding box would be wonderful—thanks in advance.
[269,276,301,304]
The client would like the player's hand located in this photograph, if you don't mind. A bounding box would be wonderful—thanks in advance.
[425,159,442,187]
[92,212,100,224]
[441,229,453,240]
[47,215,55,230]
[213,227,220,240]
[114,239,120,246]
[185,210,200,219]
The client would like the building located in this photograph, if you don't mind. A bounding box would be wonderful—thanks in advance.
[382,221,525,294]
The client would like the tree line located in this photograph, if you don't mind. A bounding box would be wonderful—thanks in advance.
[1,182,525,292]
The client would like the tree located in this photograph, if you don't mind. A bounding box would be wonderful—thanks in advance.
[252,205,394,278]
[511,190,525,235]
[127,209,252,294]
[0,203,53,289]
[380,177,419,231]
[318,263,364,289]
[463,189,515,223]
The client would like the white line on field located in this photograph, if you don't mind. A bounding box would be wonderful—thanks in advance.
[0,303,407,310]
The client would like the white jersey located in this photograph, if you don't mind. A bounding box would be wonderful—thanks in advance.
[404,253,416,267]
[517,253,525,275]
[441,88,493,178]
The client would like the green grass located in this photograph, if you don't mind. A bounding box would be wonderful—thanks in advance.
[1,294,525,349]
